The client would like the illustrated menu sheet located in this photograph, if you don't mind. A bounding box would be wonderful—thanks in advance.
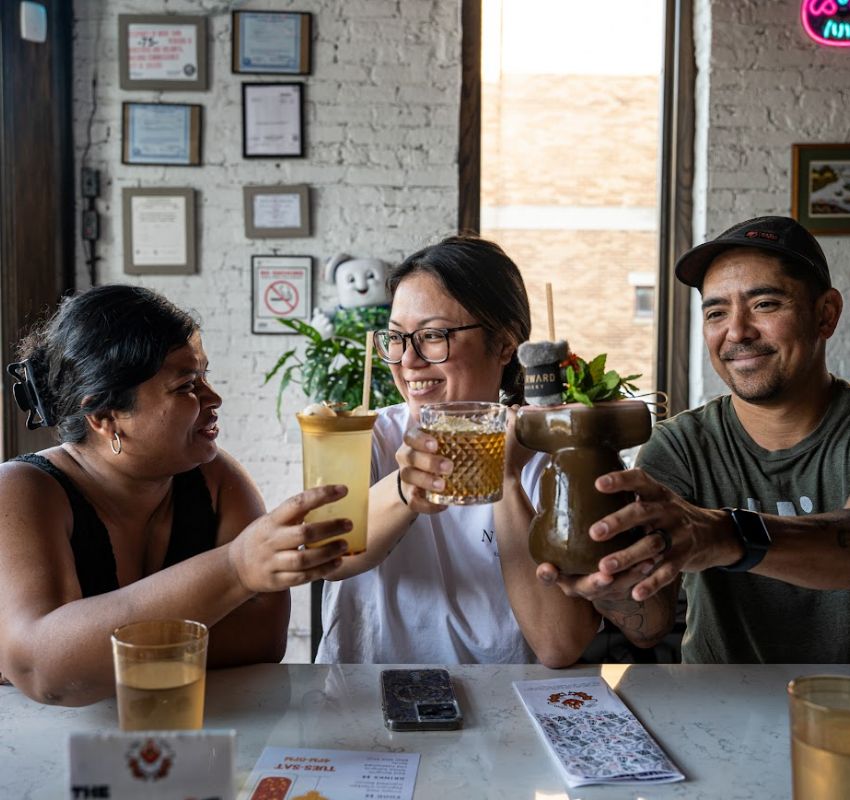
[513,676,684,788]
[239,746,420,800]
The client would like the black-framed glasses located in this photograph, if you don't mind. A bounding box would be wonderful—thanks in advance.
[374,324,483,364]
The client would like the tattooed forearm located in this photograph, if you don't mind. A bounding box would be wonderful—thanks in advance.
[593,592,675,646]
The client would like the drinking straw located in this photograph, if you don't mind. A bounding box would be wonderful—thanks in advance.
[545,283,555,341]
[362,330,374,410]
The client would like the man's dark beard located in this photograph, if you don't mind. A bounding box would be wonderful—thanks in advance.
[725,370,785,403]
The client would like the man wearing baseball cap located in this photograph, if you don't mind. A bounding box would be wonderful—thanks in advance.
[540,215,850,663]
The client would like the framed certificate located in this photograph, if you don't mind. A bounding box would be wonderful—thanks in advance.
[122,188,197,275]
[242,83,304,158]
[122,103,202,166]
[251,255,313,333]
[243,185,310,238]
[232,11,311,75]
[118,14,207,91]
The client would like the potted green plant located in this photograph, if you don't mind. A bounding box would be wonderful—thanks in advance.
[515,351,650,575]
[264,312,403,418]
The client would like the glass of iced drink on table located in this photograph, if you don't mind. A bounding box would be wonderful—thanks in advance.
[788,675,850,799]
[419,401,506,505]
[111,619,208,731]
[296,403,378,555]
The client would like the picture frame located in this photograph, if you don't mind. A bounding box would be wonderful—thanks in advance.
[122,187,197,275]
[122,102,202,166]
[792,143,850,235]
[243,185,310,238]
[232,11,311,75]
[118,14,207,91]
[251,255,313,333]
[242,83,304,158]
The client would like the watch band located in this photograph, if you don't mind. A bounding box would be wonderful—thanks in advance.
[719,507,772,572]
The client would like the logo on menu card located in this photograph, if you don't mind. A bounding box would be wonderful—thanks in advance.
[125,738,175,781]
[547,690,598,711]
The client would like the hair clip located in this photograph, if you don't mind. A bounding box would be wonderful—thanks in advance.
[6,360,54,429]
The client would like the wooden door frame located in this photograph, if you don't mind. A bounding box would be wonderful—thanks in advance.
[0,1,75,458]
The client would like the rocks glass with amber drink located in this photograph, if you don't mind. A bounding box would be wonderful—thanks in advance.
[296,406,378,555]
[111,619,208,731]
[419,401,506,505]
[788,675,850,799]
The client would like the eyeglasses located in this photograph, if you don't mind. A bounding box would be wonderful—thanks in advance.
[373,325,483,364]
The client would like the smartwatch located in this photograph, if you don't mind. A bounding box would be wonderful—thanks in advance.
[719,507,772,572]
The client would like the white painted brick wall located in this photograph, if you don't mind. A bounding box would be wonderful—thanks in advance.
[72,0,460,662]
[692,0,850,403]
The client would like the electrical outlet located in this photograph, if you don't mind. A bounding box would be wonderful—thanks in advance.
[82,209,99,241]
[81,168,99,198]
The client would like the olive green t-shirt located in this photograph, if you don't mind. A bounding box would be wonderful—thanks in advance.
[636,379,850,664]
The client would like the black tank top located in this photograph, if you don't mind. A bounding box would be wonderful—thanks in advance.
[12,454,219,597]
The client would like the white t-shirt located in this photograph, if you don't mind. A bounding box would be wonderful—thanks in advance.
[316,403,546,664]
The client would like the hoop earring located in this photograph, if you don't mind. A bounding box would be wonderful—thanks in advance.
[110,432,122,455]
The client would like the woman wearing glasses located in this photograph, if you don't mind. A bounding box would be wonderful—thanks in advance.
[316,236,599,667]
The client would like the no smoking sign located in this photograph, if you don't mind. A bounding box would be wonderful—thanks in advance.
[264,280,299,315]
[252,256,312,333]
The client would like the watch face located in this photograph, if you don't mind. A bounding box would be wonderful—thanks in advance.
[721,508,771,572]
[732,508,772,548]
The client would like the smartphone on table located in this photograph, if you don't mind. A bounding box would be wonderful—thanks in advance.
[380,668,463,731]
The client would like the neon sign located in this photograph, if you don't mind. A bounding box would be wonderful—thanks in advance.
[802,0,850,46]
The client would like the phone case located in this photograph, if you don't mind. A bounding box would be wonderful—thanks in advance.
[380,668,463,731]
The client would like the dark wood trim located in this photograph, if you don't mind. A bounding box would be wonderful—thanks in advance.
[656,0,695,416]
[310,579,323,662]
[0,1,75,458]
[457,0,481,234]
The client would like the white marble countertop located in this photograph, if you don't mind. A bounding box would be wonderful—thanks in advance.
[2,662,847,799]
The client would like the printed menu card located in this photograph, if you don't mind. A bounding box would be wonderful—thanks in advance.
[513,676,684,788]
[239,746,420,800]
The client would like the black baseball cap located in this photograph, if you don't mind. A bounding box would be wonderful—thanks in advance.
[674,215,831,291]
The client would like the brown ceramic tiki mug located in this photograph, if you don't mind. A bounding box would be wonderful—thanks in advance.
[515,400,652,575]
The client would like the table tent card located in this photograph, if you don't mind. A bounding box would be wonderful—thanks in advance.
[239,746,420,800]
[68,730,235,799]
[513,676,684,788]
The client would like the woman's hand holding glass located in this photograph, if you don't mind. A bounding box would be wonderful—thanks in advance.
[228,484,352,592]
[396,427,453,513]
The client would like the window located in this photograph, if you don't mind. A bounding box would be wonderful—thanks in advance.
[635,287,655,319]
[460,0,695,413]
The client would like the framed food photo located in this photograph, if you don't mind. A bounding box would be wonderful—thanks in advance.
[232,10,311,75]
[122,103,202,166]
[242,83,304,158]
[792,143,850,235]
[251,255,312,334]
[118,14,207,91]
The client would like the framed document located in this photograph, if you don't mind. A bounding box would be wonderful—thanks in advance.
[122,103,202,166]
[118,14,207,91]
[243,185,310,238]
[232,11,311,75]
[242,83,304,158]
[251,255,312,333]
[122,188,197,275]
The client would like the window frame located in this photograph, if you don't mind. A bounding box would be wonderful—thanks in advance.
[458,0,695,414]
